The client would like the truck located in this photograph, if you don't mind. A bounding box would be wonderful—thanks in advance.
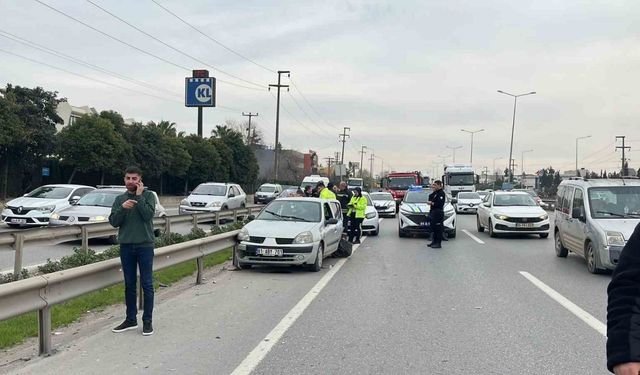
[384,171,425,208]
[347,177,364,190]
[442,164,476,198]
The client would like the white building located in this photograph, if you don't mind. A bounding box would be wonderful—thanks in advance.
[55,101,97,132]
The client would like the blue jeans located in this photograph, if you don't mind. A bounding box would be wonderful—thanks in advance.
[120,244,154,323]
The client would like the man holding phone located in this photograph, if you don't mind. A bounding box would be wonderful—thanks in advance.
[109,166,157,336]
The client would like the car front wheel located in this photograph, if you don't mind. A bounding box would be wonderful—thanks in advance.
[586,241,605,274]
[554,231,568,257]
[488,219,497,238]
[308,244,323,272]
[476,215,484,232]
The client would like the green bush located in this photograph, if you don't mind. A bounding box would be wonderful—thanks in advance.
[0,269,29,285]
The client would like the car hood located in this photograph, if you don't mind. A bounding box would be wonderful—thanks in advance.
[401,202,454,213]
[595,219,640,240]
[186,195,226,204]
[244,220,320,238]
[457,199,482,205]
[492,206,546,216]
[6,197,66,208]
[57,205,110,217]
[372,199,395,207]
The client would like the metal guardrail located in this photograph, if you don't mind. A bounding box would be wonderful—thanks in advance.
[0,206,263,278]
[0,228,243,356]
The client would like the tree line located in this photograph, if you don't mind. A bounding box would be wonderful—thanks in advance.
[0,84,259,198]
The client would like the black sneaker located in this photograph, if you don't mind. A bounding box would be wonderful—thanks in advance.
[142,321,154,336]
[112,320,138,333]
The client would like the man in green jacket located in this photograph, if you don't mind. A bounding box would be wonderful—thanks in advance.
[318,181,337,200]
[109,166,157,336]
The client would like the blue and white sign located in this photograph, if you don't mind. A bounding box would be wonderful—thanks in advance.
[185,77,216,107]
[41,167,50,177]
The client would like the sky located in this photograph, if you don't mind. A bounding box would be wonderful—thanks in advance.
[1,0,639,177]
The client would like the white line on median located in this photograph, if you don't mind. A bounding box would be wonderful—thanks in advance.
[519,271,606,336]
[462,229,485,244]
[230,237,367,375]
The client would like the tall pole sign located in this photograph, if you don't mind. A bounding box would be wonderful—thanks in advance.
[185,69,216,137]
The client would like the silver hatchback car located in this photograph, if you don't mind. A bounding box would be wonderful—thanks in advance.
[236,197,344,271]
[554,178,640,274]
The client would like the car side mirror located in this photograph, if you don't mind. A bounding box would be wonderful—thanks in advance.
[69,195,81,203]
[326,218,339,225]
[483,202,490,207]
[228,193,235,198]
[451,198,458,204]
[247,214,256,221]
[23,193,28,197]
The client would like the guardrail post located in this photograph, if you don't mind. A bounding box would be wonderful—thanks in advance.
[38,306,52,356]
[233,209,238,223]
[196,257,204,285]
[12,233,24,280]
[215,213,220,227]
[192,214,198,230]
[81,226,89,254]
[164,215,171,234]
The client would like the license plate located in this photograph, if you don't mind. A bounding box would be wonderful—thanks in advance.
[420,222,430,227]
[258,248,283,257]
[10,218,27,224]
[516,223,534,228]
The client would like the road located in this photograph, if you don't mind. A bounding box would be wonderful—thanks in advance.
[1,214,610,374]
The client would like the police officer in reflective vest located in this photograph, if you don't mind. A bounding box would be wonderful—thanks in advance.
[427,181,446,248]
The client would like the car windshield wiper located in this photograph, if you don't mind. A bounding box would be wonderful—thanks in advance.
[264,210,311,222]
[596,210,626,217]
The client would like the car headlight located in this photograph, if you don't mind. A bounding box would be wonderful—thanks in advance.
[400,206,413,214]
[366,212,376,219]
[539,214,548,220]
[607,231,625,246]
[180,199,189,206]
[90,216,107,222]
[207,201,223,207]
[294,231,314,244]
[237,228,250,242]
[38,205,55,212]
[51,213,60,220]
[494,214,509,220]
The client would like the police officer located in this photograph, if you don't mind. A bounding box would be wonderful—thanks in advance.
[335,181,353,234]
[427,181,446,248]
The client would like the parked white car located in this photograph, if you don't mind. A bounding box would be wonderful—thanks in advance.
[361,192,380,236]
[1,184,95,227]
[398,189,456,238]
[254,183,283,204]
[236,197,345,271]
[369,191,396,218]
[454,192,483,214]
[179,183,246,214]
[476,191,550,238]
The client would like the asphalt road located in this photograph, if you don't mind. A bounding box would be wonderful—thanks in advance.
[2,214,610,374]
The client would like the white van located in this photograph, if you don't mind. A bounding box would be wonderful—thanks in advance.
[300,175,330,190]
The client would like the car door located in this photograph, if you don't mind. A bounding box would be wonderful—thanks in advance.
[478,193,492,227]
[557,186,576,250]
[322,202,340,254]
[565,188,587,255]
[331,202,344,236]
[229,186,240,208]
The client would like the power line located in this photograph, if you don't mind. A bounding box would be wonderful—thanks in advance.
[85,0,266,90]
[34,0,263,92]
[150,0,276,74]
[287,91,334,138]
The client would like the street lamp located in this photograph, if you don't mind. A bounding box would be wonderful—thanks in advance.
[446,145,463,163]
[461,129,485,164]
[497,90,536,182]
[521,149,534,175]
[576,135,592,175]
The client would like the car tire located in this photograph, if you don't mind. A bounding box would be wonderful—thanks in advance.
[488,220,497,238]
[398,227,406,238]
[448,229,456,239]
[308,244,323,272]
[539,233,549,239]
[237,263,253,270]
[372,227,379,236]
[554,230,568,257]
[586,241,605,274]
[476,215,484,233]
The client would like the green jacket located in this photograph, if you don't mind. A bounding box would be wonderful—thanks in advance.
[347,196,367,218]
[109,190,156,245]
[319,188,337,200]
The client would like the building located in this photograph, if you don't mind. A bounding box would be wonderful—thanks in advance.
[254,147,307,182]
[55,101,98,132]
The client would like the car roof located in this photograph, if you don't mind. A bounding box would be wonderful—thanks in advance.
[41,184,94,189]
[560,178,640,188]
[275,197,337,203]
[90,188,125,193]
[493,191,530,195]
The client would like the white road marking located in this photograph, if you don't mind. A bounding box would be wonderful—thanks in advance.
[231,238,367,375]
[462,229,485,244]
[519,271,606,336]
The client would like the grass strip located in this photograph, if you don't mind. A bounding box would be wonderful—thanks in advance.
[0,249,231,349]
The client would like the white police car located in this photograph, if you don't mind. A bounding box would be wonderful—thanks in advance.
[398,187,456,238]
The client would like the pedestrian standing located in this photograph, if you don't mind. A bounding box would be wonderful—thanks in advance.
[347,187,367,244]
[336,182,353,234]
[427,181,446,248]
[607,223,640,374]
[109,166,157,336]
[304,185,313,197]
[318,181,337,200]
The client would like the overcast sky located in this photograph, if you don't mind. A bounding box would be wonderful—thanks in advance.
[1,0,639,176]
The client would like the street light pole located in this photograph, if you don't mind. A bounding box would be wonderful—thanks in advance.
[497,90,536,183]
[575,135,592,175]
[446,146,463,163]
[461,129,485,164]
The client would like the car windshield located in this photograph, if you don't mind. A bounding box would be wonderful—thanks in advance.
[192,185,226,196]
[458,192,480,199]
[447,174,475,186]
[405,191,431,203]
[258,186,276,193]
[371,192,393,200]
[588,186,640,218]
[493,194,537,206]
[77,191,120,207]
[257,200,321,222]
[388,177,415,190]
[26,186,73,199]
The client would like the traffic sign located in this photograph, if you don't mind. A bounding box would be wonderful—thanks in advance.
[185,77,216,107]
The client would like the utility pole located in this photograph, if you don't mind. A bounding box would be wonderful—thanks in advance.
[369,150,375,187]
[269,70,290,180]
[339,127,350,165]
[483,166,489,185]
[242,112,258,146]
[324,157,335,176]
[616,136,631,176]
[446,145,463,163]
[461,129,484,164]
[359,146,368,178]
